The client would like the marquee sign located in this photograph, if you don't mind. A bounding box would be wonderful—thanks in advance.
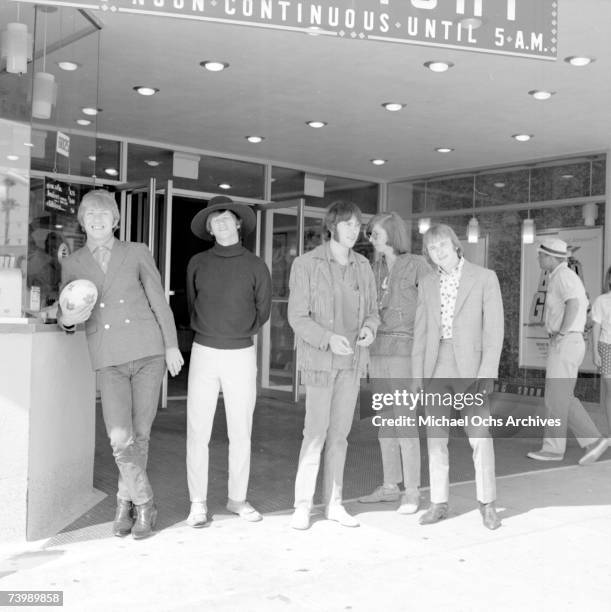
[18,0,558,60]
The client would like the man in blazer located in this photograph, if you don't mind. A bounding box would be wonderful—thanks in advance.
[59,190,183,539]
[412,224,504,530]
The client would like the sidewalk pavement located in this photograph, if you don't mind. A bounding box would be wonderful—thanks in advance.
[0,461,609,612]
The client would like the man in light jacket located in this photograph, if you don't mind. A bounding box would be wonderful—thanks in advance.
[412,223,504,530]
[288,200,379,530]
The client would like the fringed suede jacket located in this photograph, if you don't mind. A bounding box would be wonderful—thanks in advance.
[288,243,380,387]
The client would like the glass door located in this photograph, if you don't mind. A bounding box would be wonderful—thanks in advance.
[260,199,324,400]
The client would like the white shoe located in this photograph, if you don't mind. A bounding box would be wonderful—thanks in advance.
[290,506,311,530]
[358,484,401,503]
[579,438,609,465]
[397,490,420,515]
[325,504,359,527]
[226,500,263,522]
[186,502,207,528]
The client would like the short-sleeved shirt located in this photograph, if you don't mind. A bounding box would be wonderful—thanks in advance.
[544,262,588,334]
[591,292,611,343]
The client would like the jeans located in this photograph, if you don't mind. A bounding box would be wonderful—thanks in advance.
[294,368,360,509]
[186,343,257,503]
[97,354,166,505]
[370,355,420,491]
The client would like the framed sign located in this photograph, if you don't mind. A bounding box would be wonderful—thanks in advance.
[519,226,603,372]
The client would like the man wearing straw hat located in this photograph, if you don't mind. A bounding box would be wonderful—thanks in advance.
[528,237,608,464]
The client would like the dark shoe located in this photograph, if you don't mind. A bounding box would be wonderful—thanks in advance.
[479,501,501,530]
[419,502,449,525]
[132,500,158,540]
[112,500,134,537]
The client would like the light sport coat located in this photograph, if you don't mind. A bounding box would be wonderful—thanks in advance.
[60,240,178,371]
[412,259,504,381]
[288,243,380,386]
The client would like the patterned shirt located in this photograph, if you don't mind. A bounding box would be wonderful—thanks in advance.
[439,257,464,339]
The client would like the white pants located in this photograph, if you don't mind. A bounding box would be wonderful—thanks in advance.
[542,334,600,455]
[186,343,257,503]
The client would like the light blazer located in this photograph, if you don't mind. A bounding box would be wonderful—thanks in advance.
[60,240,178,371]
[412,259,504,381]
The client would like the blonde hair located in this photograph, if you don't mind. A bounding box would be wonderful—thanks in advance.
[422,223,463,267]
[77,190,120,228]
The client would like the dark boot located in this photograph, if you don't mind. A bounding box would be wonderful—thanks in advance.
[112,500,134,537]
[132,500,158,540]
[479,501,501,530]
[419,502,449,525]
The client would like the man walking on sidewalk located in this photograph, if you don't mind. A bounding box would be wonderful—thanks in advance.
[528,237,608,465]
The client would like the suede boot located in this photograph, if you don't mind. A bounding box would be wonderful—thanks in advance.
[112,500,134,537]
[132,500,158,540]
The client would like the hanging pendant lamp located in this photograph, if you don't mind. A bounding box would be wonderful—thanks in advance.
[1,22,29,74]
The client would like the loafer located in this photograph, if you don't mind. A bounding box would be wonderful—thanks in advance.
[419,502,449,525]
[226,500,262,522]
[325,504,359,527]
[358,484,401,503]
[479,501,501,530]
[112,500,134,537]
[527,450,563,461]
[397,490,420,515]
[579,438,609,466]
[290,506,311,530]
[186,502,208,528]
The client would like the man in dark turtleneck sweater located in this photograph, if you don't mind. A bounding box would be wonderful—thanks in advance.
[185,196,271,527]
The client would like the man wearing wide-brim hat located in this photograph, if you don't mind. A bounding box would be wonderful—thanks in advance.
[185,196,272,526]
[527,237,608,464]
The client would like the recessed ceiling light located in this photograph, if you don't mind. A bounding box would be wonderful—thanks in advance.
[306,121,327,128]
[382,102,405,112]
[371,159,387,165]
[144,160,161,167]
[564,56,595,67]
[7,154,19,161]
[493,182,506,188]
[435,147,454,153]
[528,89,555,100]
[57,61,80,71]
[200,61,229,72]
[512,134,533,142]
[133,86,159,96]
[218,183,231,190]
[424,61,454,72]
[246,136,265,143]
[76,119,91,126]
[88,155,96,161]
[82,107,101,115]
[24,141,34,147]
[561,174,574,179]
[54,224,63,229]
[104,168,118,176]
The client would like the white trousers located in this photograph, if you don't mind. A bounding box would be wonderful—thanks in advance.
[186,343,257,503]
[542,334,600,455]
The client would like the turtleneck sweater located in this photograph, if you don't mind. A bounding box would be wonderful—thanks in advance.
[186,242,272,349]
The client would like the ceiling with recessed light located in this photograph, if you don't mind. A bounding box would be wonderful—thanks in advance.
[1,0,610,182]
